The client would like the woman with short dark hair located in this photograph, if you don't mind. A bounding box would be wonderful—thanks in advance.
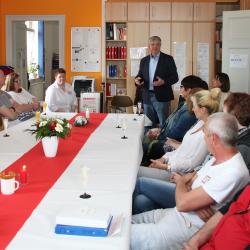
[45,68,77,112]
[211,72,230,111]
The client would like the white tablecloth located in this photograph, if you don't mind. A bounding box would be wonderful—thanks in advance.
[0,113,144,250]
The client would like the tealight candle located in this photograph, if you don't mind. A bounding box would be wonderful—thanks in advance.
[85,108,90,120]
[20,165,28,185]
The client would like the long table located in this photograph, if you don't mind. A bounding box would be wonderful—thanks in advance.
[0,113,144,250]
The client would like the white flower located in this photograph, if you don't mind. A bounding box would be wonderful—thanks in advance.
[55,123,63,133]
[39,121,47,127]
[56,119,64,124]
[66,123,70,128]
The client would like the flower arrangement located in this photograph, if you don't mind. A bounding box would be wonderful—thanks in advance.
[28,118,71,140]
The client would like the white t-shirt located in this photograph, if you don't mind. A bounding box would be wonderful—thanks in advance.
[179,153,249,228]
[163,120,208,172]
[45,82,77,112]
[8,88,34,104]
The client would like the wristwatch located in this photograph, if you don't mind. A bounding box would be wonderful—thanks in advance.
[165,164,171,171]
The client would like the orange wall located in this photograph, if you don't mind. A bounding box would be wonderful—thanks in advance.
[0,0,103,90]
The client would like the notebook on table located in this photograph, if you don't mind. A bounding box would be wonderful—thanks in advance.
[55,206,113,237]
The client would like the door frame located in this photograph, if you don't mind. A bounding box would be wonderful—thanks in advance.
[6,15,65,68]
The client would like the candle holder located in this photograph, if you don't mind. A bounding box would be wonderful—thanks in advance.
[79,193,91,199]
[17,165,29,186]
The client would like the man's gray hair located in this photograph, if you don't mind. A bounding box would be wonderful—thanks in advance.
[206,112,238,147]
[149,36,161,43]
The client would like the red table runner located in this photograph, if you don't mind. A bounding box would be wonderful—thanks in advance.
[0,113,107,249]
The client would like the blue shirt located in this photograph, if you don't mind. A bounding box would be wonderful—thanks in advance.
[149,53,160,90]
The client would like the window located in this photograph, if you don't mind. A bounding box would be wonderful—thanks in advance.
[26,21,44,78]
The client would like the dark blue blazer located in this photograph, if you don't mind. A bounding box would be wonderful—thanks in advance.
[136,52,178,103]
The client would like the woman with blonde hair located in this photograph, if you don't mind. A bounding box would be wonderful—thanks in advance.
[137,88,221,182]
[5,72,39,109]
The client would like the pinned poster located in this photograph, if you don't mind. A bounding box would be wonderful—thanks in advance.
[229,54,248,68]
[71,27,101,72]
[197,43,209,84]
[172,42,186,90]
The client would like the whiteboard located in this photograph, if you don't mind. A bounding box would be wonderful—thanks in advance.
[71,27,101,72]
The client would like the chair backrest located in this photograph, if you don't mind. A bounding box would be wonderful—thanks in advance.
[111,95,133,113]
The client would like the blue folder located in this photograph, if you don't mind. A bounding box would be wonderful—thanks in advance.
[55,216,113,237]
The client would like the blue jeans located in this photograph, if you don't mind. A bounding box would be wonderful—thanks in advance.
[144,93,170,128]
[132,177,176,215]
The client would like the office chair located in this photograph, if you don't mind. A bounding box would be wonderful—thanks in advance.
[111,95,133,113]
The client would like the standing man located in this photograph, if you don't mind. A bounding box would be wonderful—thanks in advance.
[135,36,178,127]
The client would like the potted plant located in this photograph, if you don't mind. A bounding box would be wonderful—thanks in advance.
[27,118,71,157]
[28,63,40,79]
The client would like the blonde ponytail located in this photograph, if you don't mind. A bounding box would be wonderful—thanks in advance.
[191,88,221,115]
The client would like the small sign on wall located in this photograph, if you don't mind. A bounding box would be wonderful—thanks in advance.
[229,54,248,68]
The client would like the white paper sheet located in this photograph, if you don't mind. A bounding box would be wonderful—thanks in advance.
[71,27,101,72]
[172,42,186,90]
[229,54,249,68]
[197,43,209,83]
[130,47,148,60]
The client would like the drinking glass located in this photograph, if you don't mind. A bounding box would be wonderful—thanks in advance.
[132,105,137,121]
[79,166,91,199]
[116,114,121,128]
[42,102,47,115]
[35,111,41,123]
[3,118,10,137]
[137,102,142,116]
[121,118,128,139]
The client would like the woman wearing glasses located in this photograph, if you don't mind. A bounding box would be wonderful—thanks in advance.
[5,72,39,110]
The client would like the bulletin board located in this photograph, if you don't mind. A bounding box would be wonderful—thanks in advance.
[71,27,101,72]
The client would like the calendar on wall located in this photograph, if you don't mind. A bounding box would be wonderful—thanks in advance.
[71,27,101,72]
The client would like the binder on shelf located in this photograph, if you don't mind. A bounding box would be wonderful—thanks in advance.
[113,23,117,40]
[106,83,116,97]
[106,82,116,96]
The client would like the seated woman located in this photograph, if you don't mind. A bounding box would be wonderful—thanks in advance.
[138,88,221,181]
[133,92,250,215]
[0,70,17,120]
[1,70,35,121]
[5,72,39,107]
[141,75,208,166]
[211,72,230,111]
[45,68,77,112]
